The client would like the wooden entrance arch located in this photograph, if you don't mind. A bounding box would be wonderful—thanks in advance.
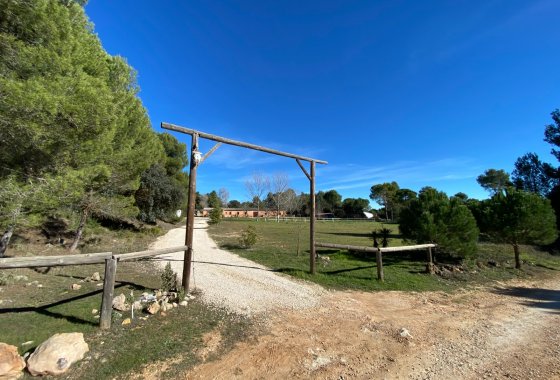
[161,122,328,292]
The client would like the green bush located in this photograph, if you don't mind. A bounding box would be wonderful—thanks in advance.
[208,206,223,225]
[239,225,258,248]
[161,262,178,292]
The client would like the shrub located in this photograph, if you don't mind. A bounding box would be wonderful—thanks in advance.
[399,187,479,259]
[161,262,178,292]
[239,225,258,248]
[208,206,222,225]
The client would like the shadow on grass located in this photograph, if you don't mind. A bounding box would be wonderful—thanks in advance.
[492,286,560,314]
[0,281,147,325]
[318,231,403,239]
[322,265,376,275]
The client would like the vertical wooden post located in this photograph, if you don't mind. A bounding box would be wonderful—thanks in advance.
[427,246,433,263]
[183,134,199,293]
[310,161,316,275]
[100,257,117,329]
[376,249,384,282]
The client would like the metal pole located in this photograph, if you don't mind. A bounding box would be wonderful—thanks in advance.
[310,161,316,275]
[183,134,199,292]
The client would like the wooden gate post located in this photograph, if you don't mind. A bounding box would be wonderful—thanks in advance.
[100,257,117,329]
[427,246,433,263]
[376,249,384,282]
[183,133,199,293]
[310,161,316,275]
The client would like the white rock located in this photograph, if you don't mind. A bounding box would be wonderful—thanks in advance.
[112,294,128,311]
[26,333,89,376]
[91,272,101,282]
[399,328,413,339]
[179,301,188,307]
[91,309,98,315]
[71,284,81,291]
[0,342,26,379]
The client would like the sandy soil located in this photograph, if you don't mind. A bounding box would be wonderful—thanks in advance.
[150,219,560,379]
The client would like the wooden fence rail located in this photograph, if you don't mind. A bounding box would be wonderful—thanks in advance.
[315,242,436,282]
[0,245,189,329]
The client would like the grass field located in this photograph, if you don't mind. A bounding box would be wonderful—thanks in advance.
[0,224,252,379]
[208,218,560,291]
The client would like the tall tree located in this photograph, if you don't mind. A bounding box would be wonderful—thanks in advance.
[370,182,399,220]
[271,173,289,221]
[477,169,511,195]
[399,187,479,259]
[482,189,557,269]
[245,172,270,219]
[511,153,554,196]
[0,0,165,250]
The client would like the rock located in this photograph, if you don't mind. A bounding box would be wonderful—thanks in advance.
[160,312,167,317]
[26,333,88,376]
[147,302,160,315]
[30,281,39,286]
[121,318,131,326]
[91,272,101,282]
[112,294,128,311]
[132,301,142,311]
[399,328,413,339]
[71,284,81,291]
[91,309,98,315]
[155,290,163,299]
[179,301,188,307]
[13,276,28,282]
[160,302,171,312]
[172,303,178,308]
[0,342,26,379]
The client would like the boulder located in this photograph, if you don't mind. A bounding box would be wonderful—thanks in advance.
[0,343,25,379]
[26,333,88,376]
[147,302,160,315]
[71,284,81,291]
[90,272,101,282]
[112,294,128,311]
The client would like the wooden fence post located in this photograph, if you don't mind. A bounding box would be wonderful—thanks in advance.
[376,249,384,282]
[100,257,117,330]
[427,246,433,263]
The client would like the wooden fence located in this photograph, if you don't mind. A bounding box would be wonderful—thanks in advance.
[0,246,188,329]
[314,242,436,282]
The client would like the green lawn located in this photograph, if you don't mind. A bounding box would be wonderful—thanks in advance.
[0,222,252,379]
[208,218,560,291]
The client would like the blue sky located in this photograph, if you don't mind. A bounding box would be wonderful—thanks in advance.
[85,0,560,206]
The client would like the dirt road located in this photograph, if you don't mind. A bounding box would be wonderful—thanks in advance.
[151,218,323,315]
[152,219,560,379]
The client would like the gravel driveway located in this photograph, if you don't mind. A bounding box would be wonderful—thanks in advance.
[150,218,324,315]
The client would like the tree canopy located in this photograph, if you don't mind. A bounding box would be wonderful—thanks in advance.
[481,189,557,268]
[399,187,479,259]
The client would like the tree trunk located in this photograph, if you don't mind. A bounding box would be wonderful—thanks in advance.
[70,208,88,251]
[513,243,521,269]
[0,226,14,258]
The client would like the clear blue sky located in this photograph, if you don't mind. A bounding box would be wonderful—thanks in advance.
[85,0,560,206]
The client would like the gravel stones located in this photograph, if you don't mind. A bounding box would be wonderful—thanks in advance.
[153,219,324,316]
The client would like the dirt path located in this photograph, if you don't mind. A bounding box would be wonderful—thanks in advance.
[150,218,324,315]
[150,220,560,379]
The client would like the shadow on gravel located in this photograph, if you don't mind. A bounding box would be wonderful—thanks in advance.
[492,287,560,314]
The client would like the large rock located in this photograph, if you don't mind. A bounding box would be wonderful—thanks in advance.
[112,293,128,311]
[0,343,25,379]
[26,333,88,376]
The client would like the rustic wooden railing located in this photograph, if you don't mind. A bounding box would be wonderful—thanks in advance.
[314,242,436,282]
[0,246,188,329]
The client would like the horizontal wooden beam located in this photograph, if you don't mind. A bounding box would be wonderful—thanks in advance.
[162,122,328,165]
[315,242,379,253]
[0,252,112,269]
[114,246,189,262]
[379,244,436,253]
[315,242,436,254]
